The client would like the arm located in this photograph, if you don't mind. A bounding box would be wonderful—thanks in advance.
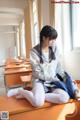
[56,61,65,78]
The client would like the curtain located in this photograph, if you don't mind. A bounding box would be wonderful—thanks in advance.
[55,1,72,55]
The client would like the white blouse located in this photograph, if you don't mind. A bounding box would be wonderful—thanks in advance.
[30,44,64,82]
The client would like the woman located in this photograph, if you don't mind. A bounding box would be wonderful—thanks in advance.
[7,25,80,107]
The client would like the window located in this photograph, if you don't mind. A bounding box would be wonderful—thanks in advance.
[16,20,26,58]
[54,0,80,53]
[55,1,71,54]
[20,20,26,58]
[32,0,39,46]
[55,3,63,54]
[16,27,20,56]
[71,0,80,48]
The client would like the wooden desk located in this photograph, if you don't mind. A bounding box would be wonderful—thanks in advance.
[5,64,31,70]
[4,64,32,90]
[0,96,75,120]
[5,58,30,65]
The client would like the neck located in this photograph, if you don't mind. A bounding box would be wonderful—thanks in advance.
[42,44,49,52]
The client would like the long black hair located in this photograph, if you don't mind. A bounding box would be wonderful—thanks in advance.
[40,25,58,42]
[34,25,58,63]
[39,25,58,63]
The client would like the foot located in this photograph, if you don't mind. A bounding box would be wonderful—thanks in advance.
[7,87,23,97]
[16,94,24,99]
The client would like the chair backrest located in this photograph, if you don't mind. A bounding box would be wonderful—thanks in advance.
[65,101,80,120]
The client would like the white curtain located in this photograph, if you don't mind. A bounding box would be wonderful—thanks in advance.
[72,0,80,48]
[55,1,72,56]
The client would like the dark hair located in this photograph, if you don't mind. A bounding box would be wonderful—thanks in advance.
[40,25,58,42]
[39,25,58,63]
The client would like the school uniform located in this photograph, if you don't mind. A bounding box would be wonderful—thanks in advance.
[30,44,78,98]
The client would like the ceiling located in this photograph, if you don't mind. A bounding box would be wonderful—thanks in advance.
[0,0,27,26]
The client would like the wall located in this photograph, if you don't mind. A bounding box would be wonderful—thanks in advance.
[0,0,27,9]
[0,26,16,64]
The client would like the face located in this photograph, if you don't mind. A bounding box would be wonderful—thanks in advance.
[42,37,49,47]
[49,40,55,47]
[43,37,56,47]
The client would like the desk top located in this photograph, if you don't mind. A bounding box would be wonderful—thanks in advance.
[4,60,32,75]
[0,96,53,115]
[5,64,31,69]
[0,96,75,115]
[4,68,32,75]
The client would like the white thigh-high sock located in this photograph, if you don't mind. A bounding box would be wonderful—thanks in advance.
[32,82,45,107]
[16,94,24,99]
[18,89,35,106]
[18,82,45,107]
[7,87,23,97]
[45,88,70,104]
[7,82,45,107]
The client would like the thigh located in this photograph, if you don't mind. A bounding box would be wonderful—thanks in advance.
[52,88,70,97]
[32,81,45,98]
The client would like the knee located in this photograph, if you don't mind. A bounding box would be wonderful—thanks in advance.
[58,93,70,103]
[33,98,44,107]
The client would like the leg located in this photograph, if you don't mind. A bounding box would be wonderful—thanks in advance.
[7,82,45,107]
[45,88,70,104]
[7,87,23,97]
[18,82,45,107]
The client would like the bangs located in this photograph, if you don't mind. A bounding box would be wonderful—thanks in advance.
[40,25,58,41]
[49,32,58,40]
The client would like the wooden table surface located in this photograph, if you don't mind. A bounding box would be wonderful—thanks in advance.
[4,67,32,75]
